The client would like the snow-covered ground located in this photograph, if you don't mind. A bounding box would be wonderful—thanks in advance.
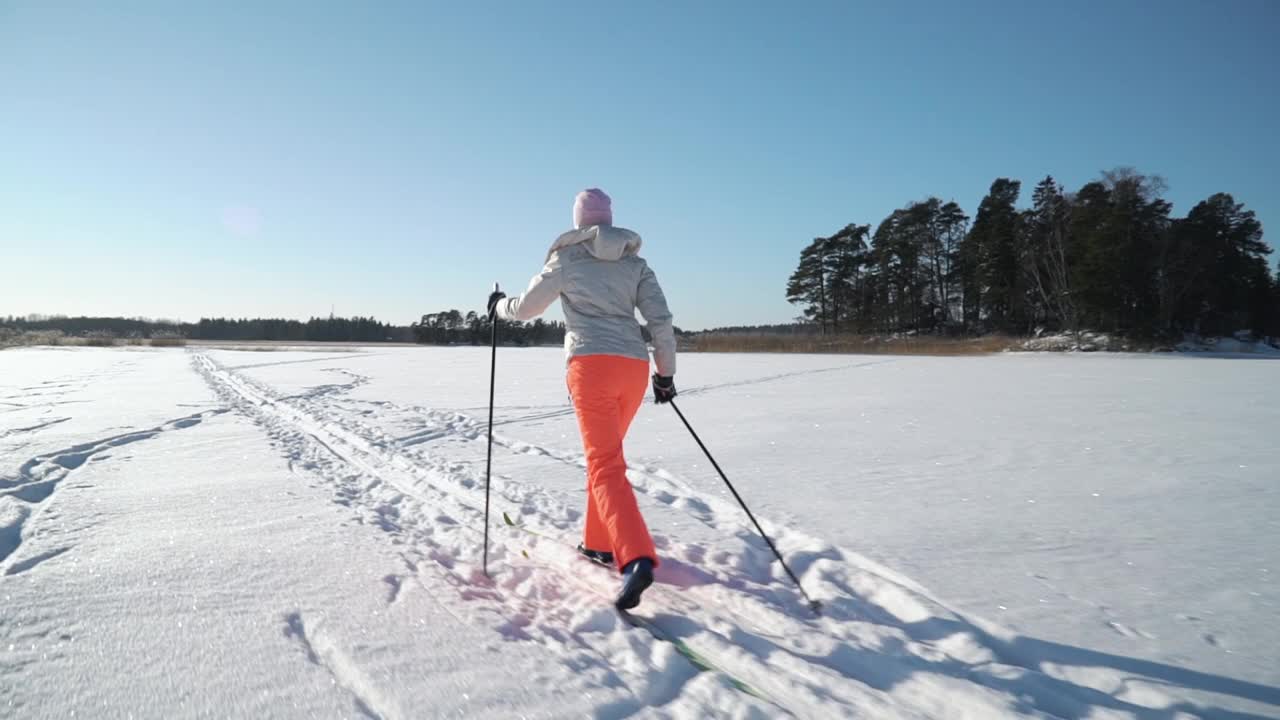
[1,346,1276,719]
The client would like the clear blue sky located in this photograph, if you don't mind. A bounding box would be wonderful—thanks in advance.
[3,1,1277,330]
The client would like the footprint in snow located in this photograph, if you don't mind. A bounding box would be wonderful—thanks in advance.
[1202,632,1227,649]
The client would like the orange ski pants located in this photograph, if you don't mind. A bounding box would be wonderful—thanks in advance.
[567,355,658,571]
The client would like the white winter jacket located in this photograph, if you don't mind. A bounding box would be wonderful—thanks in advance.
[495,225,676,377]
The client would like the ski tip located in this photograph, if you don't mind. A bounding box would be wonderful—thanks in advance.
[502,511,516,526]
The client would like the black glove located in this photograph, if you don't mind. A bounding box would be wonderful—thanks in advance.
[487,290,507,318]
[652,374,676,404]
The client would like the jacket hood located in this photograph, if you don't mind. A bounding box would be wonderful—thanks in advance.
[547,225,642,262]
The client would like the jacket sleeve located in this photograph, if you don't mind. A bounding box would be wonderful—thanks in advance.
[496,254,563,322]
[637,262,677,377]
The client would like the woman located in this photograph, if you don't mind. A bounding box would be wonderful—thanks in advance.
[488,188,677,611]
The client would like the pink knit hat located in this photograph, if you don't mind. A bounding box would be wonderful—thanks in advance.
[573,188,612,228]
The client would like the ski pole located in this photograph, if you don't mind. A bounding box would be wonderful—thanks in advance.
[668,399,822,615]
[483,282,500,577]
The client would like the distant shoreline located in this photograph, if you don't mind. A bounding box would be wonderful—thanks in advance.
[6,334,1277,358]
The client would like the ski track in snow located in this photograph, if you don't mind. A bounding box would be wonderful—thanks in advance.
[185,350,1280,719]
[1029,572,1159,641]
[0,416,71,440]
[443,358,893,430]
[283,610,396,720]
[194,353,770,717]
[0,408,227,575]
[678,358,897,399]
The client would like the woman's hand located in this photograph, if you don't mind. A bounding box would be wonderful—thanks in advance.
[652,374,676,404]
[487,290,507,318]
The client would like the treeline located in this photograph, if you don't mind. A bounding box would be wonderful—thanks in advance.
[788,169,1279,339]
[412,310,567,346]
[682,323,815,336]
[1,315,413,342]
[3,312,573,347]
[191,316,410,342]
[2,315,185,338]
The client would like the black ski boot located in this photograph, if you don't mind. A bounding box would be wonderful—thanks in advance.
[615,557,654,611]
[576,543,614,568]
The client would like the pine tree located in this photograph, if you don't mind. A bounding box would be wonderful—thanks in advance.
[1271,267,1280,339]
[901,198,969,330]
[1070,170,1170,334]
[1175,193,1270,335]
[822,224,871,332]
[787,238,831,333]
[1023,177,1077,333]
[870,209,921,332]
[935,201,969,329]
[965,179,1023,332]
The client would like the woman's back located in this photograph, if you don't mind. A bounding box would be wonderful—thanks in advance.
[498,224,676,377]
